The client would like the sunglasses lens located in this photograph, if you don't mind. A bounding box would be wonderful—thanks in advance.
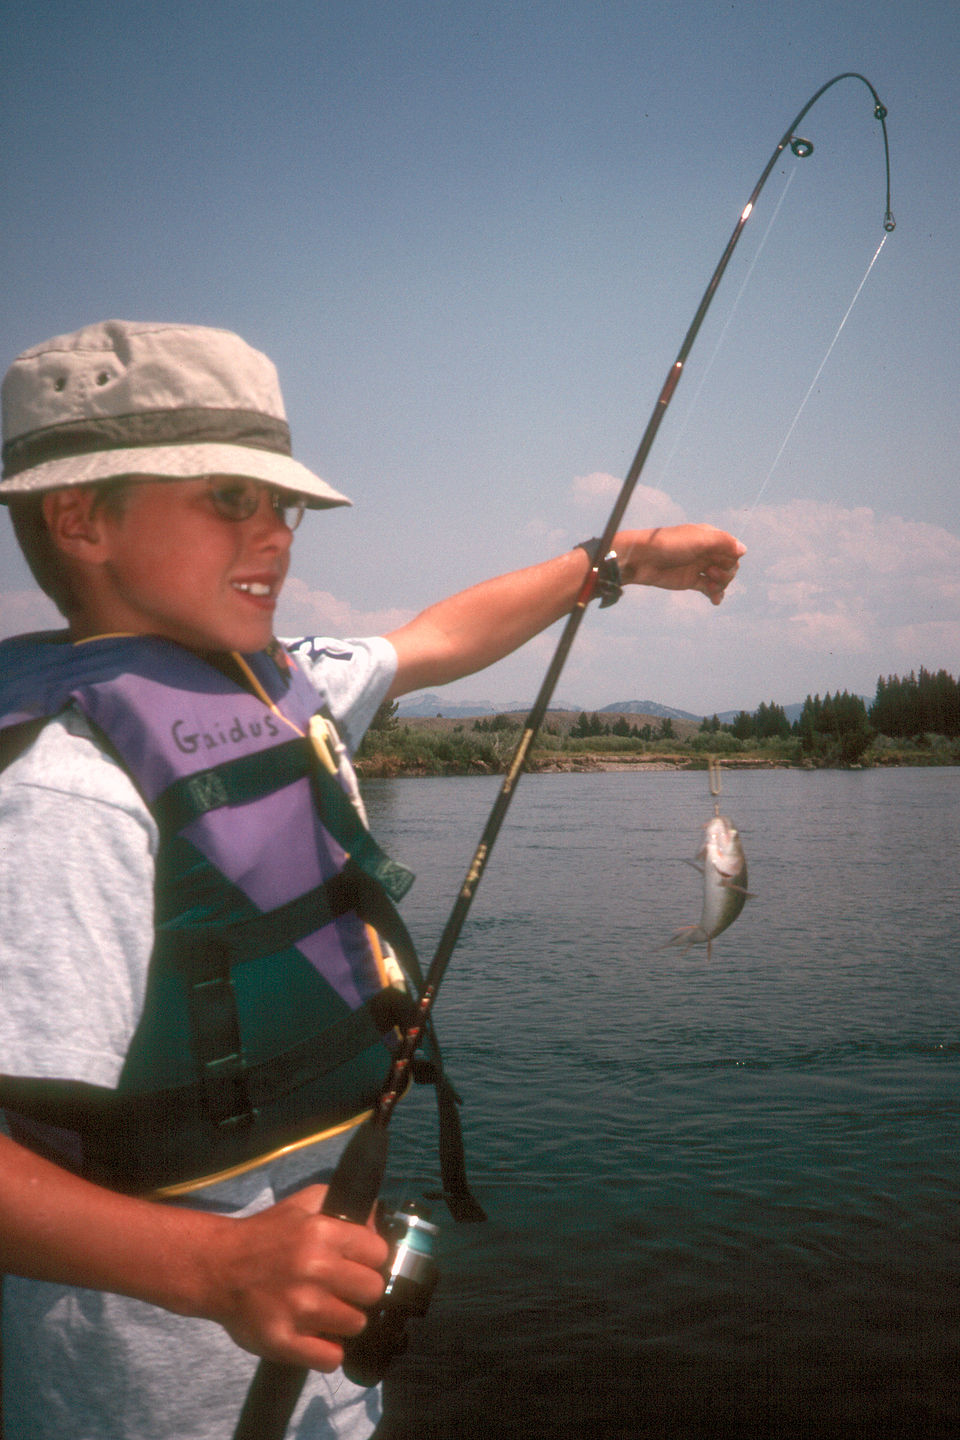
[208,479,259,521]
[207,480,306,529]
[274,493,307,530]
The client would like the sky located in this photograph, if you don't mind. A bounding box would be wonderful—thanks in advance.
[2,0,957,716]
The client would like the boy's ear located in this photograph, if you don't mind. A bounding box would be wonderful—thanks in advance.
[42,487,111,560]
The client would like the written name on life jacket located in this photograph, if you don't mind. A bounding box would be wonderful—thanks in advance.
[172,711,282,755]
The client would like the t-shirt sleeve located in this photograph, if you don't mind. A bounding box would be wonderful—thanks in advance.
[282,634,398,754]
[0,713,157,1088]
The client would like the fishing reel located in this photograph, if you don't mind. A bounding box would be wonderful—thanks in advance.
[342,1201,440,1387]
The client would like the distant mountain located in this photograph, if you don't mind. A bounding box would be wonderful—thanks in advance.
[396,692,581,718]
[396,693,489,718]
[598,699,702,721]
[398,693,701,720]
[398,694,864,723]
[399,694,723,722]
[714,703,805,724]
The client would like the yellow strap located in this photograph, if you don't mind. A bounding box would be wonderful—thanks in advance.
[150,1071,413,1198]
[229,651,306,739]
[150,1110,373,1197]
[308,714,339,775]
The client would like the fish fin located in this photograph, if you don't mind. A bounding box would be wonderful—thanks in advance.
[664,925,709,955]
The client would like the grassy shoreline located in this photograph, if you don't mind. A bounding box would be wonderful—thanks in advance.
[355,716,960,778]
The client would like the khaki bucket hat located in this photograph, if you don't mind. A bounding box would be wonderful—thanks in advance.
[0,319,351,507]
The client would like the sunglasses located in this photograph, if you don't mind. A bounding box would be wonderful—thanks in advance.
[205,477,307,530]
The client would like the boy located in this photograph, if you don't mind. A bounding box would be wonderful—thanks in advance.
[0,320,744,1438]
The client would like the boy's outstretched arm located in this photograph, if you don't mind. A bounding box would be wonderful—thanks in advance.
[0,1132,388,1370]
[386,524,745,698]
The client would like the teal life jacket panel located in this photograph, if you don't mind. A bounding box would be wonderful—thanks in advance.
[0,633,437,1196]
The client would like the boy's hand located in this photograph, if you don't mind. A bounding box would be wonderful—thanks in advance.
[615,524,746,606]
[201,1185,389,1371]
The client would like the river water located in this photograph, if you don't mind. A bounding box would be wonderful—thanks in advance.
[359,768,960,1440]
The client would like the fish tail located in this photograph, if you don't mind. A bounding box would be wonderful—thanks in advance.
[666,924,710,954]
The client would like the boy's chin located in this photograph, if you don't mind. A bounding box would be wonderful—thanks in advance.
[157,621,276,655]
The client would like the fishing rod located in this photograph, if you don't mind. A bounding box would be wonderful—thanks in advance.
[234,71,894,1438]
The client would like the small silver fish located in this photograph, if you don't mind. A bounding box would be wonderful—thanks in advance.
[670,813,750,958]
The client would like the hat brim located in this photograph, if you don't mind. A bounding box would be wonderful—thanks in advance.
[0,442,352,508]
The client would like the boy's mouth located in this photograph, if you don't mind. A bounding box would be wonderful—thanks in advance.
[232,580,275,598]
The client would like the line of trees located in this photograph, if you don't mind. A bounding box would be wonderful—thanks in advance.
[704,668,960,766]
[566,711,675,741]
[796,691,871,764]
[711,693,871,763]
[870,668,960,738]
[724,701,792,741]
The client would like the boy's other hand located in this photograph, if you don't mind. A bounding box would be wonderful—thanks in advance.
[199,1184,389,1371]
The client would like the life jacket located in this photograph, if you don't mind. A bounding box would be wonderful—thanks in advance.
[0,632,482,1218]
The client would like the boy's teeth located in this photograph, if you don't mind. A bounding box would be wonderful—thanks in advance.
[234,581,271,596]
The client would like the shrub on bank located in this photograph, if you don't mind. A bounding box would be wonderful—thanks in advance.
[355,724,500,776]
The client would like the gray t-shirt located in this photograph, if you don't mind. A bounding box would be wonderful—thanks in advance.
[0,636,397,1440]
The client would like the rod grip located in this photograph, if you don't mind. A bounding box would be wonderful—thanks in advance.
[321,1117,389,1222]
[232,1120,390,1440]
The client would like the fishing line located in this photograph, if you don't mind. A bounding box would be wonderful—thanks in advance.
[739,231,890,528]
[657,167,798,487]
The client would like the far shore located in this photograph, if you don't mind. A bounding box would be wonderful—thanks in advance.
[356,750,957,778]
[529,753,780,773]
[354,710,960,777]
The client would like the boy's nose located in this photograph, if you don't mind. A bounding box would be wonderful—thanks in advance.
[250,491,295,544]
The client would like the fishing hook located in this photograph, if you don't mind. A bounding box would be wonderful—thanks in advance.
[233,73,894,1440]
[708,755,724,815]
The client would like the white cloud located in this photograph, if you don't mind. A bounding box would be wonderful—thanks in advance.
[699,498,960,702]
[521,517,568,550]
[786,605,871,653]
[571,471,620,503]
[723,499,960,649]
[893,619,960,654]
[571,474,688,529]
[275,575,412,640]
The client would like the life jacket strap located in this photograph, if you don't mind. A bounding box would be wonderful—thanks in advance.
[165,863,412,1131]
[334,876,487,1223]
[172,871,359,972]
[186,935,248,1131]
[0,992,408,1133]
[0,989,408,1190]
